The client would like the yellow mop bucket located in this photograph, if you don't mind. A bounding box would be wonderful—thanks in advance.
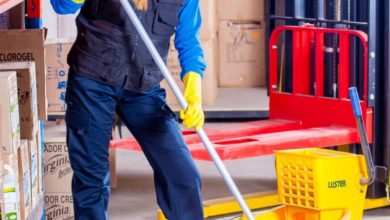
[241,88,376,220]
[240,148,368,220]
[277,148,367,220]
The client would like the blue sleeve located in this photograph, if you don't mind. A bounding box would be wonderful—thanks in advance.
[50,0,84,15]
[174,0,206,80]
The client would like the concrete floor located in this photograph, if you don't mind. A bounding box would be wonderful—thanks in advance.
[108,148,390,220]
[103,120,390,219]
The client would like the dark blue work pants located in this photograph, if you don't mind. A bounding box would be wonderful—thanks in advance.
[65,72,203,220]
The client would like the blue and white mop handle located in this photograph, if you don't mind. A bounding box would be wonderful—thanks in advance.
[349,87,376,185]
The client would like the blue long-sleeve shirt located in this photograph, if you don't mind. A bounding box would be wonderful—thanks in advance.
[50,0,206,79]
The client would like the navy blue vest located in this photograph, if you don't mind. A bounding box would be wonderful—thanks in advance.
[68,0,183,91]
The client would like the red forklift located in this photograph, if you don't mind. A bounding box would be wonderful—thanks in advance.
[111,0,390,219]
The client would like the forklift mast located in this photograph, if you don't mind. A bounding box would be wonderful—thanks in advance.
[266,0,389,198]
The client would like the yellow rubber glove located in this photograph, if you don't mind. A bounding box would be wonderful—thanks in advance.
[179,72,204,130]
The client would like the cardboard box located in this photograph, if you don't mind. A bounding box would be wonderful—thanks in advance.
[29,136,39,208]
[44,125,72,193]
[162,37,218,106]
[45,192,74,220]
[199,0,217,39]
[46,40,74,113]
[0,29,47,120]
[218,0,265,21]
[0,71,20,154]
[17,140,32,220]
[0,62,38,140]
[218,21,266,87]
[3,154,21,220]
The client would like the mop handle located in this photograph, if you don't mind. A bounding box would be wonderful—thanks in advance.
[118,0,255,219]
[349,87,376,185]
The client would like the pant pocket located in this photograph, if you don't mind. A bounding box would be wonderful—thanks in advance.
[66,109,91,136]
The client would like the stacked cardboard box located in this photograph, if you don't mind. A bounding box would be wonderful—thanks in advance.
[162,0,219,106]
[46,40,73,113]
[0,61,43,217]
[0,61,43,219]
[0,62,38,140]
[217,0,266,88]
[44,125,74,219]
[0,71,22,218]
[0,29,47,120]
[0,29,46,220]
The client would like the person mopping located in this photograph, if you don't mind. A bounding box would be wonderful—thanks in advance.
[50,0,206,219]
